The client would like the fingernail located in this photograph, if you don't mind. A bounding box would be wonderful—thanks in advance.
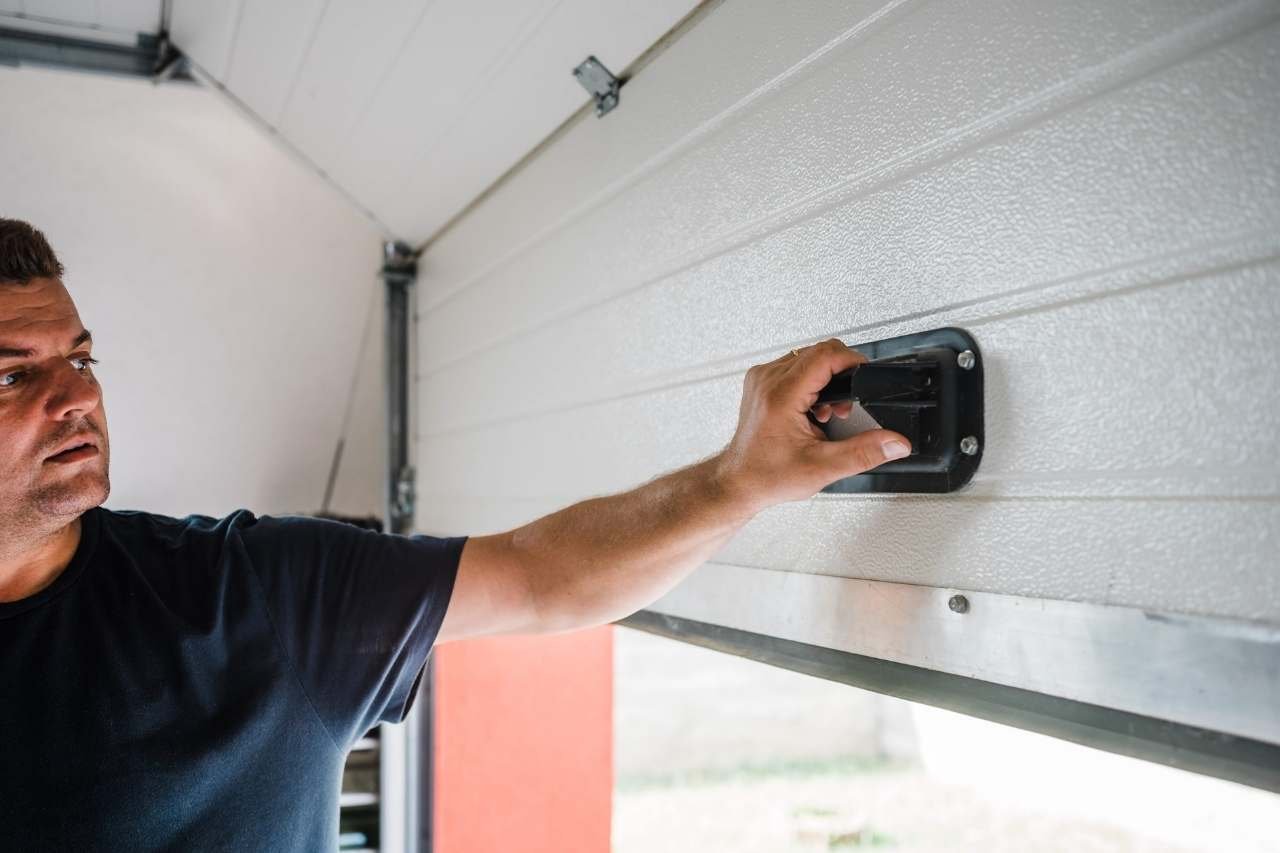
[881,439,910,460]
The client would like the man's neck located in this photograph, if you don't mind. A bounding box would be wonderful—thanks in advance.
[0,516,82,604]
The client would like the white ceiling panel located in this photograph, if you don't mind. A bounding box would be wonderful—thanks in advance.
[223,0,328,123]
[325,0,563,236]
[276,0,429,177]
[169,0,701,244]
[357,0,701,242]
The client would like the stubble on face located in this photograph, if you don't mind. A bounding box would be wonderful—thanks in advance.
[28,422,111,518]
[0,278,111,538]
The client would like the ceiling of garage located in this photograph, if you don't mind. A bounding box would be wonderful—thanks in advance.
[2,1,700,245]
[168,0,700,245]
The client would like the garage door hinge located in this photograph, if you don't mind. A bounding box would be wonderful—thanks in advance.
[572,55,621,117]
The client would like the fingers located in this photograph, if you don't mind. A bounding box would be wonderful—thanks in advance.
[810,400,854,423]
[813,428,911,479]
[782,339,867,411]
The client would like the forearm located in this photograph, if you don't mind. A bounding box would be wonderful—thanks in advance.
[441,340,909,643]
[511,453,757,634]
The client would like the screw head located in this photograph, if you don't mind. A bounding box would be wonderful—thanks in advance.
[960,435,979,456]
[948,594,970,614]
[957,349,976,370]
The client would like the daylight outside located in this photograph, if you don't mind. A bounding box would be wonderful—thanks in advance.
[613,630,1280,853]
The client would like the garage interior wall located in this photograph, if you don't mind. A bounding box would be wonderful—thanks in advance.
[415,0,1280,795]
[0,64,386,520]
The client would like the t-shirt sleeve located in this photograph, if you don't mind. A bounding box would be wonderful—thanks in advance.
[234,512,466,749]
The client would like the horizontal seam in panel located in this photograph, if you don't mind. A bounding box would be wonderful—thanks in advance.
[417,235,1280,438]
[417,0,923,313]
[418,0,1278,376]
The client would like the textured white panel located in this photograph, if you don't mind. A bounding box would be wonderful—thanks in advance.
[420,27,1280,433]
[415,0,891,298]
[419,0,1275,374]
[222,0,328,124]
[170,0,245,80]
[417,266,1280,505]
[275,0,424,175]
[415,0,1280,631]
[0,65,383,518]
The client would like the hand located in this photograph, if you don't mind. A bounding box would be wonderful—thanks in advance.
[714,339,912,516]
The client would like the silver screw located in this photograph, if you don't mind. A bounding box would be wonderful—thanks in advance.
[960,435,979,456]
[957,350,976,370]
[948,594,970,614]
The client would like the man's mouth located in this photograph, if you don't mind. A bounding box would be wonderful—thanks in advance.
[45,441,100,464]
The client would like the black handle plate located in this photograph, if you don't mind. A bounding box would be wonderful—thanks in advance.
[815,327,983,494]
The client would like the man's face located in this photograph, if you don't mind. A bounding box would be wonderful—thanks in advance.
[0,277,109,526]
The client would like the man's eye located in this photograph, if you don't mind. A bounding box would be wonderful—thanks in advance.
[0,371,24,388]
[72,357,99,372]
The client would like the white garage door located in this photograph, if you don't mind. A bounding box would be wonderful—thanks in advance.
[414,0,1280,787]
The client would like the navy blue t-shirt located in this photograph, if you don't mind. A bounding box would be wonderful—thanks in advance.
[0,506,464,851]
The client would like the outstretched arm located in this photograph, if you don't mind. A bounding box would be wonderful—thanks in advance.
[436,339,911,641]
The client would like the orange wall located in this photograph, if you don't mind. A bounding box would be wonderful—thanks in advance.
[433,625,613,853]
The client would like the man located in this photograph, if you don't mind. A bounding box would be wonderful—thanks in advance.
[0,218,910,850]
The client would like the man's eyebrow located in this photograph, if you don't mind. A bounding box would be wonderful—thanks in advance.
[0,329,93,360]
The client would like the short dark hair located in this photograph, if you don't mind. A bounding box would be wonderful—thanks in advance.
[0,218,64,285]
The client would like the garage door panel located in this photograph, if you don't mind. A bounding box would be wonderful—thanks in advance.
[418,0,1245,307]
[417,0,900,306]
[421,258,1280,500]
[416,493,1280,623]
[422,231,1278,438]
[414,0,1280,768]
[419,0,1273,369]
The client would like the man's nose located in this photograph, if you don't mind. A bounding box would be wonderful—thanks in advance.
[44,360,101,420]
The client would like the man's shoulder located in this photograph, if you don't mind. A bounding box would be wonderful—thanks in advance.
[90,506,267,556]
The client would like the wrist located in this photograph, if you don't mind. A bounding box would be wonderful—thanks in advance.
[706,451,767,524]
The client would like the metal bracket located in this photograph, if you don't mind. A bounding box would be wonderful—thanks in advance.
[572,55,621,117]
[151,33,186,84]
[0,25,194,83]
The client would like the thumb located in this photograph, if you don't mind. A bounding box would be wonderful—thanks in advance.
[816,429,911,478]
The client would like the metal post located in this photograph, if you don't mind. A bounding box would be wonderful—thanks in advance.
[379,241,431,853]
[383,240,416,538]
